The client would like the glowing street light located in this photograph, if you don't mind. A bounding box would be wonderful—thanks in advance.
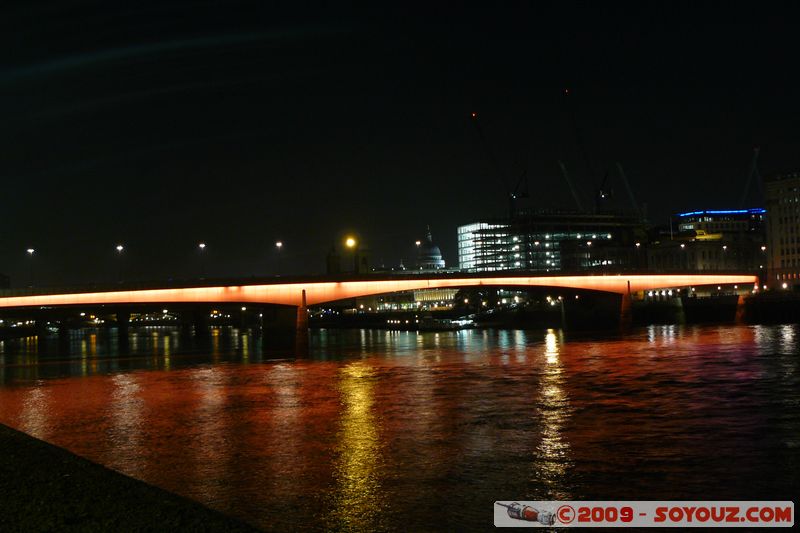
[345,236,357,249]
[198,242,207,278]
[115,244,125,282]
[275,241,283,249]
[415,240,421,247]
[26,248,35,286]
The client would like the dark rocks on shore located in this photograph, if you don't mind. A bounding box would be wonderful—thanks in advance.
[0,424,260,532]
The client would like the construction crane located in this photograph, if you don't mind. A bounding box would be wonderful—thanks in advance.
[470,112,529,218]
[563,87,606,212]
[596,169,614,209]
[739,147,762,208]
[616,162,642,218]
[558,160,585,211]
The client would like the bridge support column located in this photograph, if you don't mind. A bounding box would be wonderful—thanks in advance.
[115,309,130,353]
[261,305,299,355]
[192,309,210,337]
[735,294,747,324]
[619,281,633,328]
[57,323,70,354]
[34,318,48,339]
[295,289,309,355]
[116,309,130,335]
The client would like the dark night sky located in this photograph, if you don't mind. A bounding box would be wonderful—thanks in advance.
[2,2,799,286]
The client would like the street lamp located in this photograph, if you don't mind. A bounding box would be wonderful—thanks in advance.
[345,236,357,249]
[26,248,35,286]
[115,244,124,282]
[273,241,284,276]
[198,242,207,278]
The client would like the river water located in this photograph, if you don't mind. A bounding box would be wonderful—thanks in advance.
[0,325,797,531]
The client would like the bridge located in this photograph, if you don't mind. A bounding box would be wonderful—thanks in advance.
[0,272,758,338]
[0,272,758,309]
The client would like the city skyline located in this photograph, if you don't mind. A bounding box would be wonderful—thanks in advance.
[3,3,799,284]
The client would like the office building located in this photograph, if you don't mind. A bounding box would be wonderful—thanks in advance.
[648,208,767,274]
[764,172,800,290]
[457,209,647,273]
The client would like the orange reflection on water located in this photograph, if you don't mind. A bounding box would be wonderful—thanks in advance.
[0,325,794,531]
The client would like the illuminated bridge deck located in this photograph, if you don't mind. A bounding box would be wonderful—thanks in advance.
[0,272,759,309]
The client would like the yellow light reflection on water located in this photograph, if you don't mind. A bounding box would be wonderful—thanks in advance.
[536,328,573,498]
[331,363,385,530]
[211,328,220,363]
[163,335,171,370]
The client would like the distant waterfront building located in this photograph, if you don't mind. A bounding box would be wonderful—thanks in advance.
[647,208,767,274]
[764,172,800,290]
[457,209,647,273]
[415,227,446,270]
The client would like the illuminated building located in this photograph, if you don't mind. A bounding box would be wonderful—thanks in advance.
[764,172,800,290]
[647,208,766,273]
[415,227,446,270]
[457,209,646,273]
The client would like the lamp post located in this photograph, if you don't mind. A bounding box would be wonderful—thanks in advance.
[274,241,283,276]
[26,248,35,287]
[345,236,357,273]
[115,244,124,282]
[680,243,687,271]
[198,242,207,278]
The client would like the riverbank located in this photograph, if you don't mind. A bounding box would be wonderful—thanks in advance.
[0,423,259,532]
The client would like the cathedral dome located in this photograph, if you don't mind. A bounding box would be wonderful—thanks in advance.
[416,227,445,270]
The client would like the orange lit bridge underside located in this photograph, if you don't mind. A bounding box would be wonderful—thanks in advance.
[0,274,758,310]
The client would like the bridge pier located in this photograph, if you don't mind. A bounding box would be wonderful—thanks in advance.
[115,309,130,336]
[619,281,633,329]
[735,294,747,324]
[260,294,308,357]
[261,305,297,352]
[295,290,309,355]
[34,318,48,339]
[57,324,70,354]
[192,309,210,337]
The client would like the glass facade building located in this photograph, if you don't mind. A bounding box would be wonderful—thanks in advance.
[458,210,647,273]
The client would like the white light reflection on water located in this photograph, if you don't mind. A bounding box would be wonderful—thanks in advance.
[18,386,52,441]
[106,373,144,477]
[535,328,573,498]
